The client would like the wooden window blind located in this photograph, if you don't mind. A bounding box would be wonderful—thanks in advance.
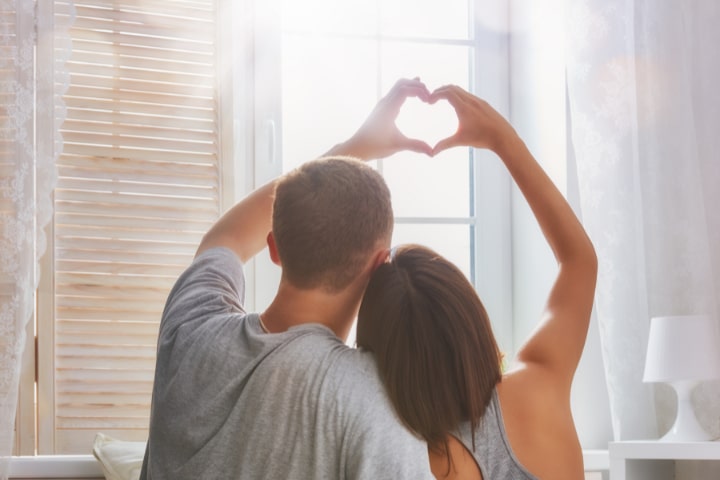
[39,0,222,454]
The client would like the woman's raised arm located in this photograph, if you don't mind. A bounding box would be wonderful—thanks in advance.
[431,85,597,389]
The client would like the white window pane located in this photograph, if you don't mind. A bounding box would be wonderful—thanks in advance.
[384,151,470,217]
[381,42,470,93]
[282,0,378,36]
[281,35,378,172]
[393,96,459,154]
[392,223,472,280]
[380,0,469,39]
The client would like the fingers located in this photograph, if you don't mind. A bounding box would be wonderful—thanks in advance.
[387,78,431,105]
[428,84,468,106]
[429,86,466,155]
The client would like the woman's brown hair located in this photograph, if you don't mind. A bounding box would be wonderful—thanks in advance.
[357,244,502,458]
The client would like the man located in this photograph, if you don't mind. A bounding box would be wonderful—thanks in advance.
[139,79,436,479]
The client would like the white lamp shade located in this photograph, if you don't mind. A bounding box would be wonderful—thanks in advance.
[643,314,720,383]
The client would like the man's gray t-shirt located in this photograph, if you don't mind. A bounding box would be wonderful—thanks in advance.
[140,247,432,479]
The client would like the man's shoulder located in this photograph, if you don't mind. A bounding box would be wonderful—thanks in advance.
[269,332,385,394]
[274,329,377,374]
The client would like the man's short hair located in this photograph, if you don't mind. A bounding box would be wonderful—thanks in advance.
[272,156,393,292]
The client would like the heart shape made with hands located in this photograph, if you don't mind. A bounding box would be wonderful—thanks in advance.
[395,97,458,152]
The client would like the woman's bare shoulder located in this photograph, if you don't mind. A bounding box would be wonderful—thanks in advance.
[498,366,583,480]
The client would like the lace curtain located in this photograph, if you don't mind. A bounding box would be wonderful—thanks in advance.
[567,0,720,449]
[0,1,71,477]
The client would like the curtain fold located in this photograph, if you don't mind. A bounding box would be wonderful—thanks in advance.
[0,1,71,476]
[567,0,720,442]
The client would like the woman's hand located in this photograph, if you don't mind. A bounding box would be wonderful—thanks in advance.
[429,85,519,156]
[326,78,433,160]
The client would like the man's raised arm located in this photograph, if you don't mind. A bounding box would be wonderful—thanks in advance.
[196,78,432,261]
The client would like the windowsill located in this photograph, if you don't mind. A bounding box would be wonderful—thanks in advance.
[9,450,610,478]
[8,455,103,478]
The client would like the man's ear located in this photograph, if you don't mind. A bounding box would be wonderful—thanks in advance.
[370,247,391,272]
[267,232,281,266]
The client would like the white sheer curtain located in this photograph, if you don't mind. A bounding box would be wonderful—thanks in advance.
[0,1,70,476]
[567,0,720,444]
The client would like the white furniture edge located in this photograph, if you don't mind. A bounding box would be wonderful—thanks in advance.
[584,449,610,470]
[609,440,720,459]
[8,450,610,478]
[8,455,103,478]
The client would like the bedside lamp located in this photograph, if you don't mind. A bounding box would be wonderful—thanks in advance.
[643,315,720,442]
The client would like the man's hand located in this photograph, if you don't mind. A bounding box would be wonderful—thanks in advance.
[326,78,433,160]
[429,85,519,156]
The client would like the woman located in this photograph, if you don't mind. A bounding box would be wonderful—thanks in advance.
[357,86,597,480]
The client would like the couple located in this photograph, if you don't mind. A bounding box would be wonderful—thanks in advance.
[140,79,597,480]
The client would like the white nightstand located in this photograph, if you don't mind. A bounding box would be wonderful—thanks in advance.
[609,440,720,480]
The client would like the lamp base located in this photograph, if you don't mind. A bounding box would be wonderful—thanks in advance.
[659,380,713,442]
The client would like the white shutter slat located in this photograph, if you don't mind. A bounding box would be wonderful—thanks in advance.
[55,213,211,234]
[55,190,218,213]
[66,25,213,54]
[58,357,157,371]
[58,318,163,336]
[63,97,215,121]
[61,144,216,164]
[56,235,204,253]
[68,50,215,77]
[58,176,216,196]
[50,0,221,453]
[67,75,215,98]
[58,382,153,396]
[59,165,217,188]
[59,1,213,21]
[61,109,213,132]
[57,154,217,176]
[56,251,193,269]
[55,294,172,312]
[65,37,213,64]
[56,260,188,276]
[60,393,154,406]
[64,85,215,109]
[64,58,215,86]
[62,131,215,154]
[56,200,216,221]
[57,415,151,430]
[57,369,154,384]
[71,5,214,32]
[57,308,163,323]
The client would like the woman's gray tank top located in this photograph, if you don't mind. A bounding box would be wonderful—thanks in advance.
[454,389,538,479]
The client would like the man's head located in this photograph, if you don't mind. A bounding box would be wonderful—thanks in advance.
[271,156,393,293]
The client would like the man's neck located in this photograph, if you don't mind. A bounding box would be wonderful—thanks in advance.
[260,281,362,341]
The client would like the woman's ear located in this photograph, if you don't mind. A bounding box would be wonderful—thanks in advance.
[267,232,281,266]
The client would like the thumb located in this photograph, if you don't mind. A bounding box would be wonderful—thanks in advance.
[401,136,433,156]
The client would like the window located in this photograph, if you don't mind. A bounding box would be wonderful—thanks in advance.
[16,0,518,455]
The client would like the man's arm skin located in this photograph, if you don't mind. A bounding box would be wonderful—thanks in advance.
[195,78,432,261]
